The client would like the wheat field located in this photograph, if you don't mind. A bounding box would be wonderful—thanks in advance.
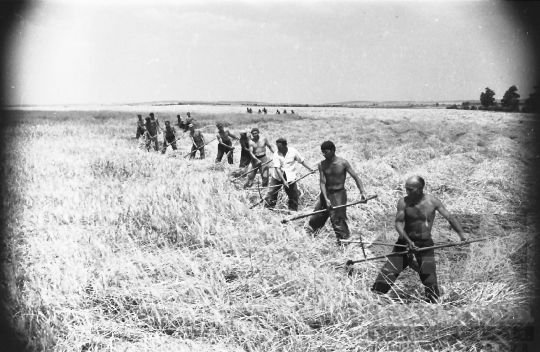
[0,106,537,351]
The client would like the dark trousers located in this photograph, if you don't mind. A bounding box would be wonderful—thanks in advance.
[372,238,440,303]
[239,150,251,168]
[162,135,177,154]
[146,135,158,151]
[308,189,350,240]
[264,176,299,211]
[244,155,270,188]
[136,126,145,138]
[190,144,205,159]
[216,140,234,164]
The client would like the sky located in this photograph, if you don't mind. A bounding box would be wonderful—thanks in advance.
[4,0,539,105]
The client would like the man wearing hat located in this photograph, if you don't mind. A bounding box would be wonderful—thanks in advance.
[188,124,206,159]
[135,114,145,139]
[144,116,159,151]
[264,138,315,211]
[215,123,239,164]
[244,127,275,189]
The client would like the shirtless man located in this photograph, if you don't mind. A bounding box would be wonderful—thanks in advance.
[244,127,275,188]
[215,123,239,164]
[188,124,206,159]
[161,121,178,154]
[308,141,366,240]
[372,176,467,303]
[144,116,159,151]
[238,130,259,170]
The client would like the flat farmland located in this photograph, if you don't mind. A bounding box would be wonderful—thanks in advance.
[0,106,537,351]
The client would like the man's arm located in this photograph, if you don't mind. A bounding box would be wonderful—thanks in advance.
[275,168,289,188]
[300,159,315,172]
[294,151,314,172]
[200,132,206,145]
[395,198,417,251]
[264,137,275,154]
[433,197,467,241]
[343,160,366,199]
[228,130,239,140]
[319,163,332,211]
[273,153,288,188]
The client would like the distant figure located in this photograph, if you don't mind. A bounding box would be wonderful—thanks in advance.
[187,112,191,118]
[283,110,287,114]
[178,114,194,132]
[144,117,159,151]
[215,122,239,164]
[188,124,205,159]
[258,109,262,114]
[247,107,250,113]
[276,110,281,114]
[136,115,145,139]
[162,121,178,154]
[291,110,295,114]
[263,107,267,114]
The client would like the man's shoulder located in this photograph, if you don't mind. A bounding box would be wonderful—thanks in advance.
[337,156,350,164]
[288,146,300,154]
[424,194,442,206]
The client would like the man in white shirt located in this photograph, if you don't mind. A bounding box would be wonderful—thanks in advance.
[264,138,315,211]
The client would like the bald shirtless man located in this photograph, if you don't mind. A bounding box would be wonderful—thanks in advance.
[372,176,467,303]
[244,127,275,188]
[308,141,366,240]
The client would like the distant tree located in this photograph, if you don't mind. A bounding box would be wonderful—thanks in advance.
[461,101,471,110]
[470,105,477,110]
[523,84,540,113]
[500,85,520,111]
[435,103,439,107]
[480,87,496,108]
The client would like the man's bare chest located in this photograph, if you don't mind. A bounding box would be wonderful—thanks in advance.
[323,161,345,176]
[404,202,436,222]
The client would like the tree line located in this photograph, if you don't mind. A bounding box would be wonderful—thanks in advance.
[444,85,539,113]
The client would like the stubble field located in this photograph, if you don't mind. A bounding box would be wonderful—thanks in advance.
[0,105,537,351]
